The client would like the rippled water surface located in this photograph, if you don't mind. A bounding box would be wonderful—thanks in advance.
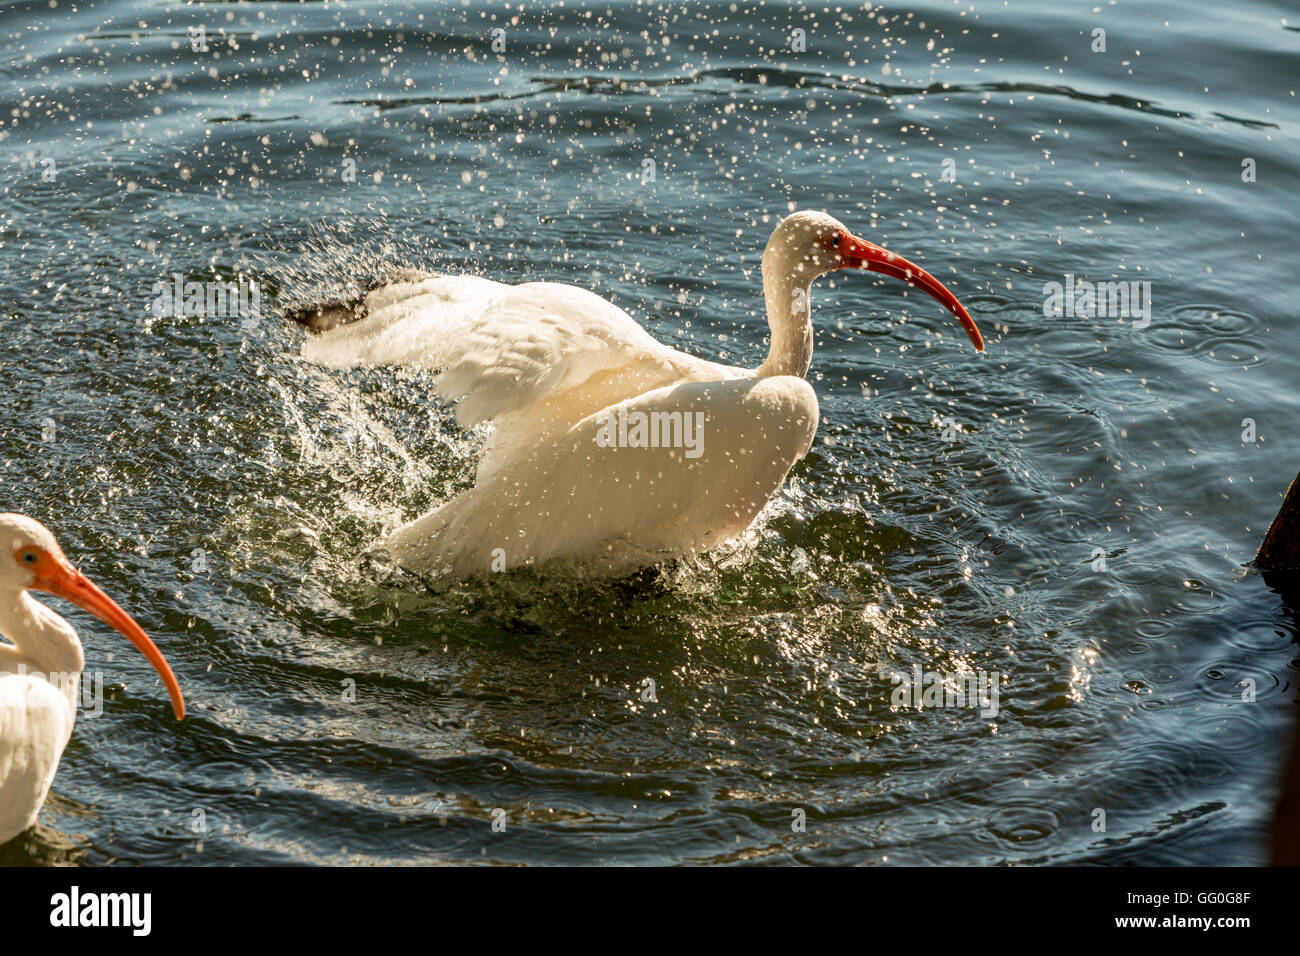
[1,0,1297,865]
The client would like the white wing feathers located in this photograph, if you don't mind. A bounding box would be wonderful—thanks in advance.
[300,274,728,432]
[433,285,670,428]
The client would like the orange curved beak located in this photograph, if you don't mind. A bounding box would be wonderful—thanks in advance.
[33,557,186,720]
[839,233,985,351]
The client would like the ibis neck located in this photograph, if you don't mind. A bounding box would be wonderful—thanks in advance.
[756,256,814,379]
[0,589,85,678]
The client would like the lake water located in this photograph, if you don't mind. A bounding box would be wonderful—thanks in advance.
[1,0,1297,865]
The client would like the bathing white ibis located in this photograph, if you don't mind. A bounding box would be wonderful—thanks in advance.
[0,514,184,845]
[291,211,984,578]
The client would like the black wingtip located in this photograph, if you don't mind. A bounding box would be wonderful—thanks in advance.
[284,298,367,334]
[285,270,439,333]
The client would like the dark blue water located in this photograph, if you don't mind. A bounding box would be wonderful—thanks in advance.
[1,0,1297,864]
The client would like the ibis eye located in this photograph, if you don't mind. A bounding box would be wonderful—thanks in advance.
[831,234,842,248]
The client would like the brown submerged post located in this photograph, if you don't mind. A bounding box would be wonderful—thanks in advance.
[1258,468,1300,570]
[1262,469,1300,865]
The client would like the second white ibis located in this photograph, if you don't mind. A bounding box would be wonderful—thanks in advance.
[0,514,185,845]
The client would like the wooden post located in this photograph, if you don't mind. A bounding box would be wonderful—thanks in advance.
[1258,469,1300,570]
[1276,727,1300,866]
[1262,469,1300,863]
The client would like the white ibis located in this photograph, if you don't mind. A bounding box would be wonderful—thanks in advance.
[0,514,184,845]
[291,211,984,578]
